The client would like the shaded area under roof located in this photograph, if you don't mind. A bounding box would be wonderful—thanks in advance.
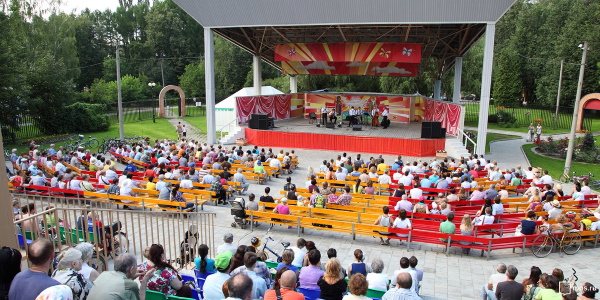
[174,0,516,77]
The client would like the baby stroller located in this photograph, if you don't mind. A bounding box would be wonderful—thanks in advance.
[230,197,249,229]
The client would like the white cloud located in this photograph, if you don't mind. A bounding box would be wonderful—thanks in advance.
[346,62,364,67]
[371,66,412,74]
[296,61,336,70]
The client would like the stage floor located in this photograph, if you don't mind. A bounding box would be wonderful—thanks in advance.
[243,117,429,139]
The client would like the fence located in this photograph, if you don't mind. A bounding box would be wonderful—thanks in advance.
[1,113,43,144]
[463,102,596,130]
[11,193,216,270]
[106,99,158,124]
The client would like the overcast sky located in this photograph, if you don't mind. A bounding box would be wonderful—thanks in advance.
[60,0,121,13]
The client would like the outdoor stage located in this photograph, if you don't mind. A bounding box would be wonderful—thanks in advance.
[242,117,445,157]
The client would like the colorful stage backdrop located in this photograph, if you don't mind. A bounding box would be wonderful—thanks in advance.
[275,42,421,77]
[303,93,412,123]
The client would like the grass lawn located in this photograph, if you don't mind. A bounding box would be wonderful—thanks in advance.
[6,119,178,154]
[465,122,573,135]
[182,116,207,133]
[466,131,520,153]
[522,144,600,179]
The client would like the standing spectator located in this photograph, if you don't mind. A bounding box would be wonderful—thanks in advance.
[535,123,542,140]
[298,250,324,290]
[217,233,237,255]
[318,258,348,300]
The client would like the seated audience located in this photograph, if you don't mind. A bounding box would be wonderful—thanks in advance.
[318,258,348,300]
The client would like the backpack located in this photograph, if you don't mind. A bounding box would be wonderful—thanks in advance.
[314,194,326,209]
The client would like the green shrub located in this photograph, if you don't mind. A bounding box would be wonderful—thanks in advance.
[62,102,110,133]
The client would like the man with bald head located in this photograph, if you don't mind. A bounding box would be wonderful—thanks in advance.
[9,238,59,300]
[264,270,306,300]
[382,272,421,300]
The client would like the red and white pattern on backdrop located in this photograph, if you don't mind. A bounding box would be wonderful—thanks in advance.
[236,94,292,124]
[424,99,462,136]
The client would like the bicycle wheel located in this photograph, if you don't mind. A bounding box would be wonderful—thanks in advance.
[92,253,108,272]
[559,174,569,183]
[562,231,582,255]
[98,144,106,154]
[88,139,99,149]
[532,235,554,258]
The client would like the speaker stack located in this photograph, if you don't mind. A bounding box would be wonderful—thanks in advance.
[421,121,445,138]
[352,124,362,131]
[249,113,269,130]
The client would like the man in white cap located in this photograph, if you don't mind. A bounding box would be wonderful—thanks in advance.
[548,200,563,219]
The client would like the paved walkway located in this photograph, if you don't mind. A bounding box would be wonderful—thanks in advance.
[166,118,207,144]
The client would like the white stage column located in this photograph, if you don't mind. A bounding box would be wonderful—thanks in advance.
[253,54,262,96]
[476,23,496,155]
[204,28,216,144]
[289,75,298,93]
[434,80,441,100]
[453,57,463,104]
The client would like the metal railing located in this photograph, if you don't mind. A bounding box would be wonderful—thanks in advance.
[11,194,216,270]
[456,128,477,155]
[218,117,239,142]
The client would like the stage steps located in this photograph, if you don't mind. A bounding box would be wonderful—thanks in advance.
[445,136,471,160]
[219,126,245,145]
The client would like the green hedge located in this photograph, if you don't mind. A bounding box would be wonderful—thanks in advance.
[61,102,110,133]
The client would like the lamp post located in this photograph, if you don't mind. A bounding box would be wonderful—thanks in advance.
[564,41,589,176]
[148,82,157,123]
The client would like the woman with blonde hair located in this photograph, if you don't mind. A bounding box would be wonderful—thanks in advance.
[318,258,347,300]
[457,187,468,200]
[458,214,474,254]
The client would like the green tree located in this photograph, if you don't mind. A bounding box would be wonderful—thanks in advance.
[493,52,523,107]
[179,61,205,97]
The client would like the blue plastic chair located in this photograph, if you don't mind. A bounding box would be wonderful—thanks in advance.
[17,234,32,247]
[181,274,195,284]
[297,287,321,300]
[193,269,214,281]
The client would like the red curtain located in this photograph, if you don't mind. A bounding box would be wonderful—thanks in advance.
[424,100,461,135]
[236,95,291,124]
[244,128,445,157]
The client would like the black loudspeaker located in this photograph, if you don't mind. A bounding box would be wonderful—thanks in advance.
[252,113,268,121]
[421,121,433,138]
[257,119,269,130]
[325,122,335,129]
[421,121,442,138]
[352,124,362,131]
[436,128,447,138]
[249,118,259,129]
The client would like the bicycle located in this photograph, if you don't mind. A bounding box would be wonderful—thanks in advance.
[251,228,290,263]
[559,171,593,184]
[531,226,582,258]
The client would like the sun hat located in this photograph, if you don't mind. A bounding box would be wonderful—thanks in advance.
[214,250,232,271]
[551,200,561,208]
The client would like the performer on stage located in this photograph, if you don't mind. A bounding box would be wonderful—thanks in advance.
[348,106,357,127]
[381,107,390,129]
[320,106,328,125]
[328,108,337,124]
[371,106,380,127]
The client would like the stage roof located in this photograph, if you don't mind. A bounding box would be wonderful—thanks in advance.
[173,0,517,77]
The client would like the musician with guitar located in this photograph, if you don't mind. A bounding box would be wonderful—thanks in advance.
[328,108,338,124]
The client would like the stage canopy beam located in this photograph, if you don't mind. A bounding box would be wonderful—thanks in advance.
[476,23,496,155]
